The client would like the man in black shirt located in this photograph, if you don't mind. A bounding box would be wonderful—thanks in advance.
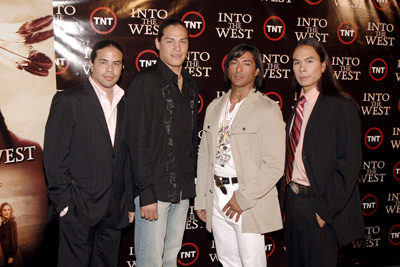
[127,18,198,267]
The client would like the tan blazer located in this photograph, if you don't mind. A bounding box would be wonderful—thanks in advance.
[195,89,285,234]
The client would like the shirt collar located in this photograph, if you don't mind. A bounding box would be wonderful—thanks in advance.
[89,76,124,104]
[157,59,190,84]
[300,86,319,104]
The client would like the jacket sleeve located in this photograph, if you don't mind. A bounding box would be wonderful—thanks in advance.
[235,102,286,211]
[124,151,137,212]
[313,98,362,224]
[43,91,73,213]
[194,104,212,211]
[127,73,157,207]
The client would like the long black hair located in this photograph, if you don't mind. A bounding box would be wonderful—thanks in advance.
[291,38,342,96]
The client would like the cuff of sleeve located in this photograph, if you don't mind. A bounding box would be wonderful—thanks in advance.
[139,187,157,207]
[234,190,255,211]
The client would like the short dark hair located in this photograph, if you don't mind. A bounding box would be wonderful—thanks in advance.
[224,43,264,90]
[291,38,342,96]
[157,18,188,41]
[90,39,124,62]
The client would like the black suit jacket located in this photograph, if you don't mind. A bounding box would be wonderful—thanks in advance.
[44,80,135,229]
[285,93,364,246]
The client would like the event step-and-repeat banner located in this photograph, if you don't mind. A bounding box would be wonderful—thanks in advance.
[1,0,400,266]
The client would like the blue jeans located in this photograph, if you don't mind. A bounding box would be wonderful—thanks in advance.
[134,196,189,267]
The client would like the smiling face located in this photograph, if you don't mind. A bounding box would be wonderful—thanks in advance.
[1,205,11,219]
[228,51,260,91]
[292,44,326,93]
[89,46,123,93]
[155,24,189,74]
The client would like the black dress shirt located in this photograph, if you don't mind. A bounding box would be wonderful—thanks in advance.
[127,59,199,206]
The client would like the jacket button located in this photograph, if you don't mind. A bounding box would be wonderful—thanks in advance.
[209,190,212,193]
[207,125,210,129]
[243,127,246,131]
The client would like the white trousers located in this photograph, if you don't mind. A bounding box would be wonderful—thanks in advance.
[211,181,267,267]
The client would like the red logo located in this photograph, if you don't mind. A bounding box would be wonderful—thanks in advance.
[337,21,357,45]
[388,224,400,245]
[55,57,70,75]
[305,0,323,5]
[198,93,204,114]
[373,0,392,10]
[393,161,400,182]
[177,242,199,266]
[182,11,206,38]
[265,92,283,110]
[221,54,228,72]
[135,50,159,71]
[364,127,383,150]
[263,16,285,41]
[264,236,276,258]
[90,7,117,34]
[361,194,378,216]
[369,58,388,81]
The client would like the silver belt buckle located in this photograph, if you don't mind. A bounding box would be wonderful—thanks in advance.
[289,182,299,194]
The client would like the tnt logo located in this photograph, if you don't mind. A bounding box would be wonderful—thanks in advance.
[135,50,159,71]
[198,94,204,114]
[90,7,117,34]
[55,56,69,75]
[265,92,283,109]
[182,12,205,38]
[263,16,285,41]
[337,21,357,44]
[388,225,400,245]
[369,58,388,81]
[373,0,392,10]
[221,54,228,72]
[264,236,276,258]
[178,242,199,266]
[305,0,323,5]
[394,162,400,182]
[361,194,378,216]
[364,127,383,150]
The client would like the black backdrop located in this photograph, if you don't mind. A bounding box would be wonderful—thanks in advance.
[51,0,400,266]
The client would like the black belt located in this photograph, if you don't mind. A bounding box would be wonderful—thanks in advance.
[288,181,313,195]
[214,175,238,195]
[214,175,238,184]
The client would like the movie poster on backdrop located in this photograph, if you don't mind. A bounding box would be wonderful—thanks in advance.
[0,0,56,266]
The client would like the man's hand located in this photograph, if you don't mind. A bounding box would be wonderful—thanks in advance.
[128,212,135,223]
[140,203,158,221]
[195,209,206,223]
[222,192,243,222]
[316,213,326,228]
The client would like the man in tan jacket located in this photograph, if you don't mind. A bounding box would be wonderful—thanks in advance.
[195,43,285,267]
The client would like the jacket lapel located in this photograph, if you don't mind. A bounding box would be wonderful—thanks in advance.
[114,98,125,148]
[83,80,112,144]
[230,90,257,128]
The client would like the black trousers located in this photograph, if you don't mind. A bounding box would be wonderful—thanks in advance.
[285,186,339,267]
[57,208,121,267]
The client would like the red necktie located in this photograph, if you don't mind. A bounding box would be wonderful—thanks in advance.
[284,96,307,187]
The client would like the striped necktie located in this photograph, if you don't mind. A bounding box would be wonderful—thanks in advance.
[284,96,307,187]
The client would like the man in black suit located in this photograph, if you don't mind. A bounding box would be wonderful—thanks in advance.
[282,38,364,267]
[43,40,135,267]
